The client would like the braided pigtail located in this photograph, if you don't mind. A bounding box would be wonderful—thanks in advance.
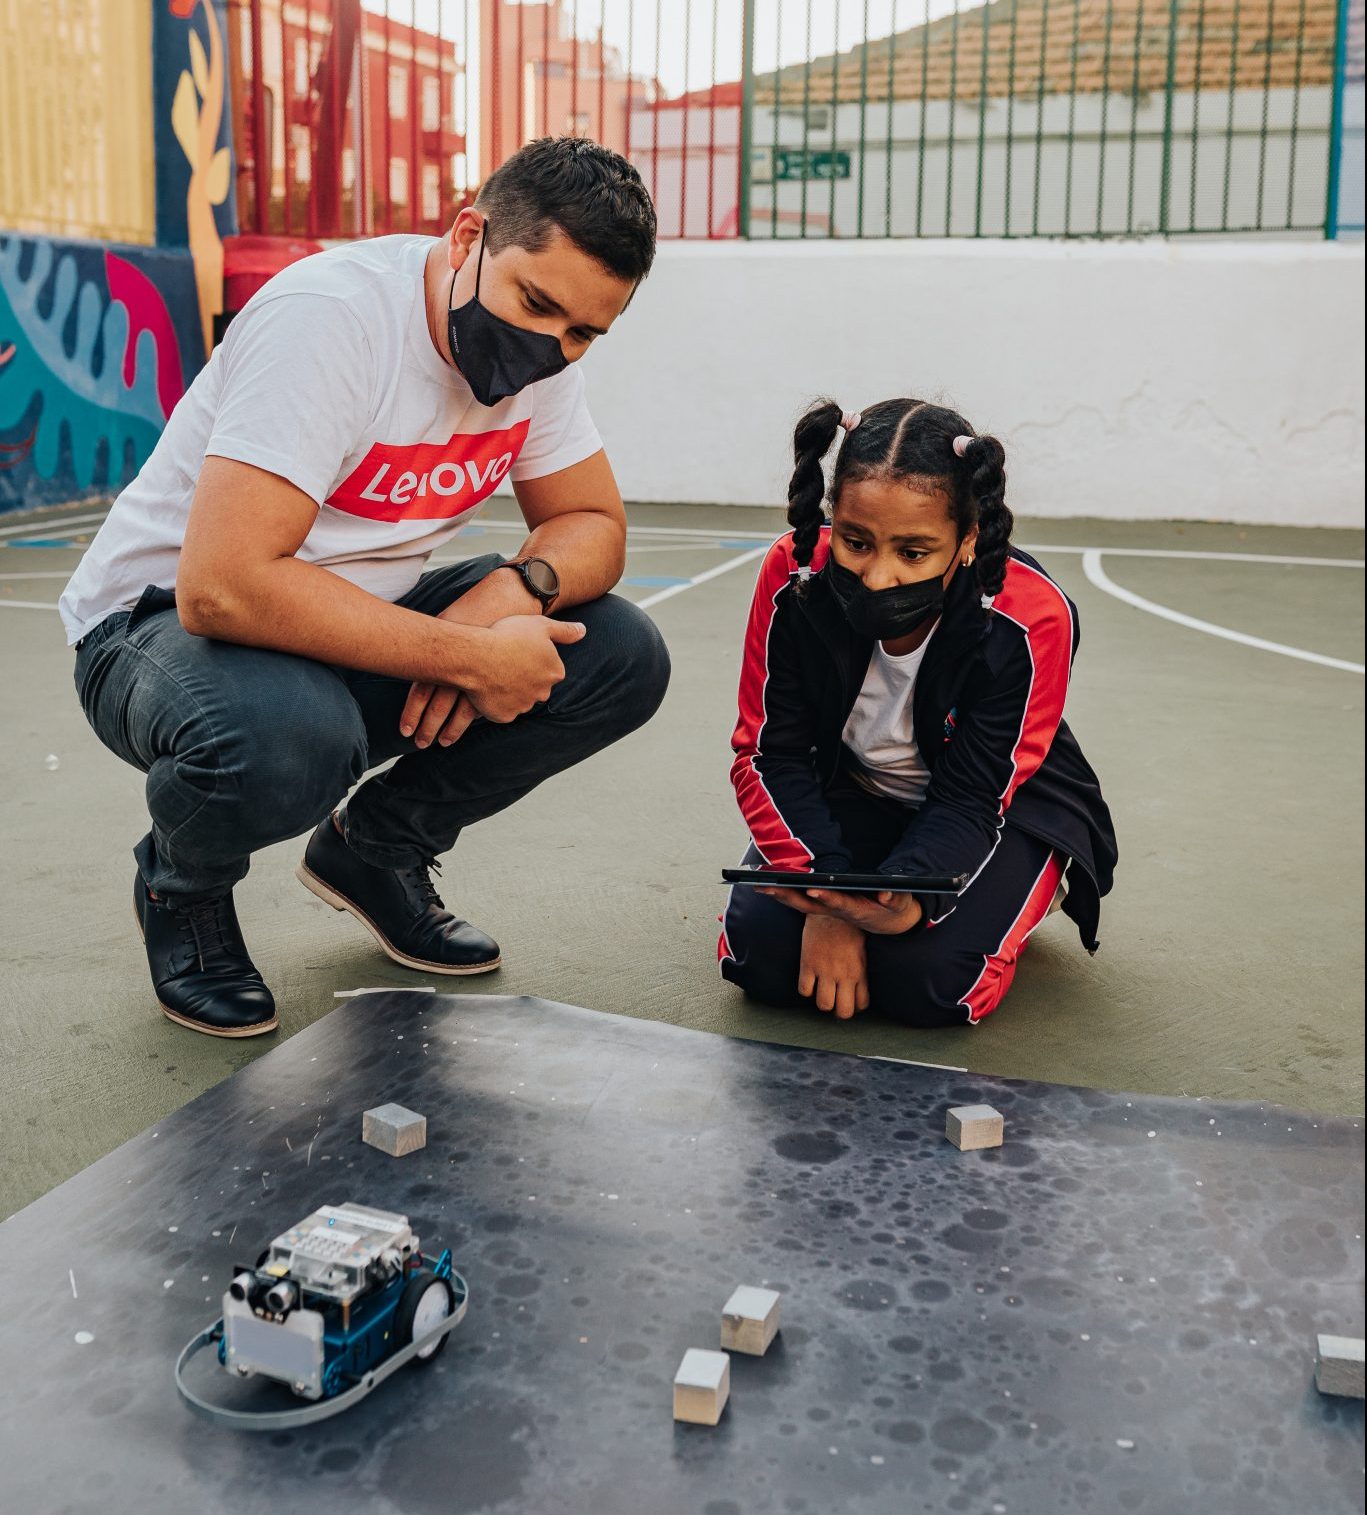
[960,434,1012,597]
[787,399,843,592]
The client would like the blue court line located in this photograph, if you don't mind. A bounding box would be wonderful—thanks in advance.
[623,574,692,588]
[6,538,77,549]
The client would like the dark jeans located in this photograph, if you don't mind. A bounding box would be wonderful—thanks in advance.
[73,555,671,901]
[720,780,1062,1027]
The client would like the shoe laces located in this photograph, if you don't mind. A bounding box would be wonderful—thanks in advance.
[178,894,235,968]
[398,857,446,914]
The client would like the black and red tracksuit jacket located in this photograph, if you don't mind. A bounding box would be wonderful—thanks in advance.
[730,529,1118,950]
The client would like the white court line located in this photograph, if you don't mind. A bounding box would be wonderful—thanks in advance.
[2,526,1359,634]
[623,523,773,541]
[425,540,726,566]
[476,518,770,542]
[1081,549,1364,675]
[5,504,1359,568]
[634,547,768,610]
[0,510,109,538]
[0,570,73,579]
[1032,544,1363,568]
[433,527,1367,570]
[478,516,1365,568]
[0,548,771,614]
[611,541,746,555]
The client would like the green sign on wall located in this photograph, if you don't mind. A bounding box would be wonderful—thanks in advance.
[772,148,851,182]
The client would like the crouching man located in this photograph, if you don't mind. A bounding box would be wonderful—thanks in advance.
[60,138,670,1037]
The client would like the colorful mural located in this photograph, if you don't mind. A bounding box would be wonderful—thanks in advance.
[155,0,236,354]
[0,0,238,514]
[0,238,203,513]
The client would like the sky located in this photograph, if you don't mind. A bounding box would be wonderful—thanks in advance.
[376,0,969,185]
[389,1,967,95]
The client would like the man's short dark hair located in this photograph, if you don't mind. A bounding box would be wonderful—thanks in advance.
[475,137,657,284]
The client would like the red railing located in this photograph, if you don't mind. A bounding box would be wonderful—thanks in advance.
[228,0,744,241]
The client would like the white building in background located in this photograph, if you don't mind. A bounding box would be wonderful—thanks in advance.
[630,0,1362,239]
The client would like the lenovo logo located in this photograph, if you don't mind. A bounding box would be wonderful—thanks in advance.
[327,420,530,521]
[358,454,511,505]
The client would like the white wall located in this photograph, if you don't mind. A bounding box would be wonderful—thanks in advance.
[579,238,1366,526]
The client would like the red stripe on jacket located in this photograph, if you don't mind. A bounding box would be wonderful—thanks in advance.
[985,557,1076,814]
[959,851,1066,1022]
[729,531,831,871]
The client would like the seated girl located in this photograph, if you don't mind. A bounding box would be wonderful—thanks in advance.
[719,398,1118,1027]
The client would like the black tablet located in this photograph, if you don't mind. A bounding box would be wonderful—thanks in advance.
[721,866,969,895]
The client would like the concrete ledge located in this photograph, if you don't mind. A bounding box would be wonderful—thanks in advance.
[581,239,1366,527]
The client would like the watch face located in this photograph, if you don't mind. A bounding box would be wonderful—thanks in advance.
[523,558,559,597]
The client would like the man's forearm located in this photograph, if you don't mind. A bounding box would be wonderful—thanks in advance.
[433,508,627,633]
[178,553,494,685]
[518,508,626,609]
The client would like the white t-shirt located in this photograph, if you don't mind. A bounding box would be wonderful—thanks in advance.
[841,629,938,805]
[59,235,602,644]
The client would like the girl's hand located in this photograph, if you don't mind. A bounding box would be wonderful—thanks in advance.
[799,916,870,1020]
[759,886,923,936]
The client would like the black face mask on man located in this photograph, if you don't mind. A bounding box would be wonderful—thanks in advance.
[446,225,568,406]
[825,556,951,642]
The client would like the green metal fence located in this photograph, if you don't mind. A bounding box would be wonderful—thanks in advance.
[222,0,1360,242]
[734,0,1353,237]
[1326,0,1365,232]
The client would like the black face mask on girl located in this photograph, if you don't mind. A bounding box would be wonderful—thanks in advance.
[446,225,569,407]
[825,556,951,641]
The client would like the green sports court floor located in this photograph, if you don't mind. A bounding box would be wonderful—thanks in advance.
[1,499,1362,1219]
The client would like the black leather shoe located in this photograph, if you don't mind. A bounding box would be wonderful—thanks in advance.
[134,875,278,1038]
[296,814,501,975]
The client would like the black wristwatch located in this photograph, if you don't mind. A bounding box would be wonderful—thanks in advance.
[500,556,560,614]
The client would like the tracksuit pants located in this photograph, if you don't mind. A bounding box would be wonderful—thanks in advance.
[719,778,1063,1027]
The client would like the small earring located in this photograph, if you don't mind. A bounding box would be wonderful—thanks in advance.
[963,554,975,567]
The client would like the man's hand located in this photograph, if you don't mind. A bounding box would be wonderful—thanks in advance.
[799,915,870,1020]
[402,683,471,748]
[759,886,923,936]
[401,567,543,747]
[399,449,631,745]
[428,615,585,744]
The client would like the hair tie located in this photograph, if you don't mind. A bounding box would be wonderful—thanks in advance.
[840,411,862,433]
[952,434,974,458]
[797,565,813,582]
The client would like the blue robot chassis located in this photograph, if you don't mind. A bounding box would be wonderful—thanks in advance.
[175,1201,469,1430]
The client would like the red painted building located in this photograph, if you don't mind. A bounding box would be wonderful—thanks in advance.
[228,0,466,239]
[478,0,659,181]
